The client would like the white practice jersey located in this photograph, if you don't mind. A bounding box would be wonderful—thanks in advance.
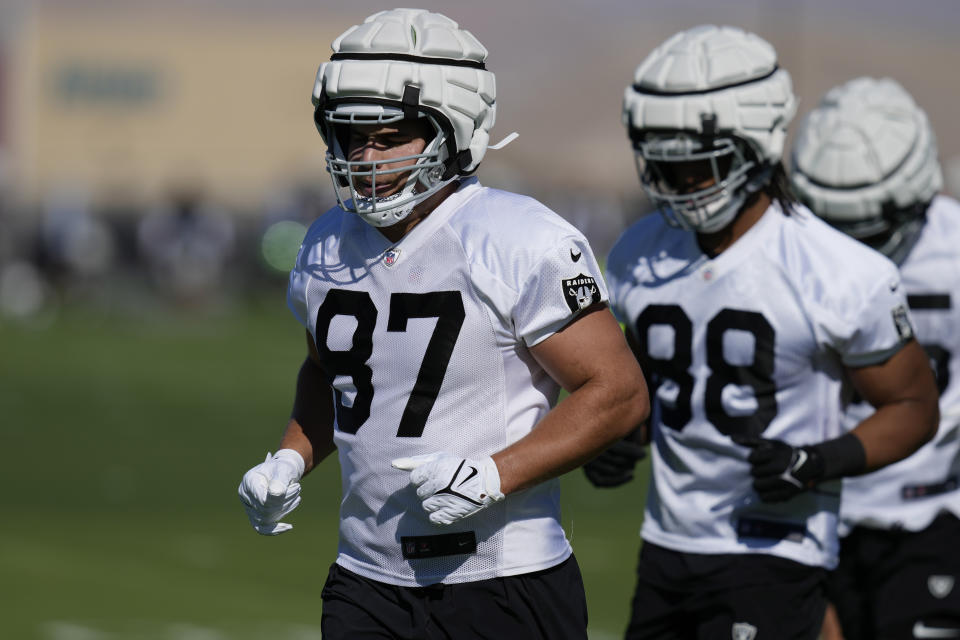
[840,195,960,535]
[607,203,913,569]
[288,178,607,587]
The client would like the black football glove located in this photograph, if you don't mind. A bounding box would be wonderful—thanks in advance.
[584,427,647,488]
[734,432,866,503]
[733,436,826,503]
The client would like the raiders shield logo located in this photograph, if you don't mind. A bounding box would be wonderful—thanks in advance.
[891,303,914,340]
[562,273,601,312]
[731,622,757,640]
[929,575,955,599]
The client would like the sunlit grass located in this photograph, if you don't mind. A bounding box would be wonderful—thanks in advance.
[0,300,648,639]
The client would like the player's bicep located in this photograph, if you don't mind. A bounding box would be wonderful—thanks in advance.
[847,339,938,414]
[845,338,939,468]
[529,304,646,396]
[621,321,651,443]
[292,330,336,449]
[306,328,322,366]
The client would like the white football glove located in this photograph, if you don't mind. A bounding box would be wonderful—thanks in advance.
[238,449,305,535]
[391,453,504,526]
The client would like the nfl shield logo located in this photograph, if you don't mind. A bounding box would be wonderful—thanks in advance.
[929,575,955,599]
[731,622,757,640]
[384,248,401,267]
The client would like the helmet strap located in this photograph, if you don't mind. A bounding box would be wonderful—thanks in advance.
[442,149,474,181]
[402,85,420,120]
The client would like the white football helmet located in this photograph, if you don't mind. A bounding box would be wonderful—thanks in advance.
[622,25,797,233]
[311,9,497,227]
[791,77,942,264]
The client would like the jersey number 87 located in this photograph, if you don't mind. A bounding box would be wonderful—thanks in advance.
[314,289,465,437]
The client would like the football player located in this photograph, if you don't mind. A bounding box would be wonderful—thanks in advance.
[792,77,960,640]
[237,9,650,639]
[592,25,939,639]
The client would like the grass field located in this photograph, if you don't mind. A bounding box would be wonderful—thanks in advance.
[0,295,649,639]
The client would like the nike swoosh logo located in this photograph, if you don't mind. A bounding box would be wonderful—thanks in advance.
[570,249,582,262]
[457,466,479,487]
[790,449,808,474]
[913,621,960,638]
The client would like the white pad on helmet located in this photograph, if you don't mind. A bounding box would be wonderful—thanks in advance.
[313,9,496,173]
[623,25,796,166]
[791,77,942,225]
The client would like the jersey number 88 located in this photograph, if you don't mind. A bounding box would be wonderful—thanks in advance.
[635,304,777,438]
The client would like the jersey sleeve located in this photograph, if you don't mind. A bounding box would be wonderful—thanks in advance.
[514,234,609,347]
[287,266,309,329]
[286,236,313,329]
[285,211,337,331]
[811,260,915,367]
[604,233,637,327]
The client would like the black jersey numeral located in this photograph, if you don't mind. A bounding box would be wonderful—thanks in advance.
[635,305,694,430]
[313,290,465,437]
[633,304,778,437]
[923,344,951,395]
[314,290,376,435]
[907,293,952,395]
[705,309,777,437]
[388,292,465,437]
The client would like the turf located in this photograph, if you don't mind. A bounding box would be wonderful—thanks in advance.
[0,296,648,639]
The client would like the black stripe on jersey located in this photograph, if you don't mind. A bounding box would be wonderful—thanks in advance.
[902,475,959,500]
[401,531,478,559]
[907,293,951,310]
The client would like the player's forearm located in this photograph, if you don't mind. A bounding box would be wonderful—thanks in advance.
[493,376,649,495]
[285,357,337,475]
[278,418,335,476]
[851,397,938,472]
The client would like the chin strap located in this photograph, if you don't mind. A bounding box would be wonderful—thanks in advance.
[489,132,519,150]
[440,132,519,181]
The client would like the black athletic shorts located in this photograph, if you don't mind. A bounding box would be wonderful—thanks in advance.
[827,511,960,640]
[625,542,826,640]
[320,555,588,640]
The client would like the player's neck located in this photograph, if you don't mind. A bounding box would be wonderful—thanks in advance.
[377,181,461,244]
[696,192,771,258]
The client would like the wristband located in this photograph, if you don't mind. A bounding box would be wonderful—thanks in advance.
[810,432,866,480]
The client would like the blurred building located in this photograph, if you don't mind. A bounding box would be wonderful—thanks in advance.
[0,1,956,229]
[3,3,343,214]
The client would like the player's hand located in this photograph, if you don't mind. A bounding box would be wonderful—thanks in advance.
[733,436,825,503]
[583,426,647,488]
[391,453,504,525]
[238,449,305,535]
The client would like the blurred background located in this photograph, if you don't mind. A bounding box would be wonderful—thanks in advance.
[0,0,958,638]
